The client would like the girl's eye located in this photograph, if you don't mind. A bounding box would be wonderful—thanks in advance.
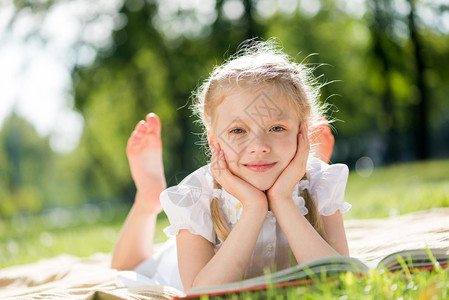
[270,126,285,132]
[230,128,245,134]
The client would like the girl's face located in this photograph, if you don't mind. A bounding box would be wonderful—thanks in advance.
[210,85,301,191]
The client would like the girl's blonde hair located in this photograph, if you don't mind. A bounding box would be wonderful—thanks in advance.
[191,39,328,242]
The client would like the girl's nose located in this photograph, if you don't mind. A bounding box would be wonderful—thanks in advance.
[247,133,271,154]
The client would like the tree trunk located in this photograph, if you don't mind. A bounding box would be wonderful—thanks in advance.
[407,0,429,160]
[371,0,399,163]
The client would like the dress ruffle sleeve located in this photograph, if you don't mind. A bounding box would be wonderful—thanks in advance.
[160,165,217,244]
[308,157,352,216]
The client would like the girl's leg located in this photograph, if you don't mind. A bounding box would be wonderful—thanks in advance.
[111,113,166,270]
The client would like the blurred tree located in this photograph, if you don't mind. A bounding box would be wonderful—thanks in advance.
[406,0,429,160]
[364,0,442,162]
[264,0,384,165]
[367,0,401,163]
[0,113,52,216]
[71,0,267,203]
[251,0,449,166]
[5,0,449,210]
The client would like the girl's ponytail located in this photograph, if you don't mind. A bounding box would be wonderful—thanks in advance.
[210,181,231,242]
[301,175,327,241]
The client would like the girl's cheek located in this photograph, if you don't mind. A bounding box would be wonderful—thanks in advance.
[217,139,240,161]
[283,138,298,161]
[222,148,237,165]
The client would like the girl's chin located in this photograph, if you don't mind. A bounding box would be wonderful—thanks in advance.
[230,168,279,191]
[237,173,280,191]
[248,179,276,192]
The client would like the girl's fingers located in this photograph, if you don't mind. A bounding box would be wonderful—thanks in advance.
[211,146,218,167]
[305,126,310,154]
[287,124,308,174]
[210,144,223,179]
[300,123,310,155]
[210,143,234,188]
[219,149,226,166]
[215,149,227,174]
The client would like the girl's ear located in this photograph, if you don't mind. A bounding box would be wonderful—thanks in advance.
[207,130,217,147]
[300,123,309,133]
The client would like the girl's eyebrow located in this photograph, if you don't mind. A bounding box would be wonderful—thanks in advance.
[225,114,295,129]
[226,119,244,127]
[269,115,291,122]
[260,114,296,125]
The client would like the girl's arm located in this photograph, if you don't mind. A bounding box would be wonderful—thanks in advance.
[270,201,347,264]
[111,191,159,270]
[177,203,267,291]
[268,124,348,263]
[176,142,268,291]
[322,211,349,255]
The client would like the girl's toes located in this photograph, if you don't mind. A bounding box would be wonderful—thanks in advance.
[130,133,141,143]
[128,135,141,148]
[135,120,148,133]
[145,113,161,135]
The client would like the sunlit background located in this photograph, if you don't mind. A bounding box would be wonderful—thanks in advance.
[1,0,448,266]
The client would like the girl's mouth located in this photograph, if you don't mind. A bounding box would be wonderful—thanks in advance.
[243,161,277,172]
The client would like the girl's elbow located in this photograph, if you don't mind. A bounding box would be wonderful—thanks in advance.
[186,275,216,292]
[180,275,198,292]
[111,261,123,270]
[187,277,205,291]
[110,256,143,271]
[340,248,350,256]
[111,259,129,270]
[334,244,350,256]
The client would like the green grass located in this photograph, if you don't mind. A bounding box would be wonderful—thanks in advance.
[0,203,170,269]
[344,159,449,219]
[1,159,448,298]
[211,269,449,299]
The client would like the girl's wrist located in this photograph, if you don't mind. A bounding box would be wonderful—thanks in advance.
[241,203,268,222]
[242,197,269,215]
[267,184,295,203]
[268,194,294,211]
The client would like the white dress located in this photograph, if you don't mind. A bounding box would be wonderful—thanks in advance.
[116,157,351,292]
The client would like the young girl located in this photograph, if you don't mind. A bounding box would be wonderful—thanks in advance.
[111,41,350,292]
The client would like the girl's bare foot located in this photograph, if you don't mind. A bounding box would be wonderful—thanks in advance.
[310,122,335,164]
[127,113,166,214]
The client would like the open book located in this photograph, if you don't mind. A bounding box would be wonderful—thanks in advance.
[180,248,448,299]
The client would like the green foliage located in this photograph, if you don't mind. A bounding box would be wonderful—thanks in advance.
[266,7,376,138]
[0,114,53,216]
[0,113,101,217]
[3,0,449,219]
[67,0,269,205]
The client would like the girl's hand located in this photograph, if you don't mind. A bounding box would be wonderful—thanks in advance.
[210,142,268,211]
[267,124,310,205]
